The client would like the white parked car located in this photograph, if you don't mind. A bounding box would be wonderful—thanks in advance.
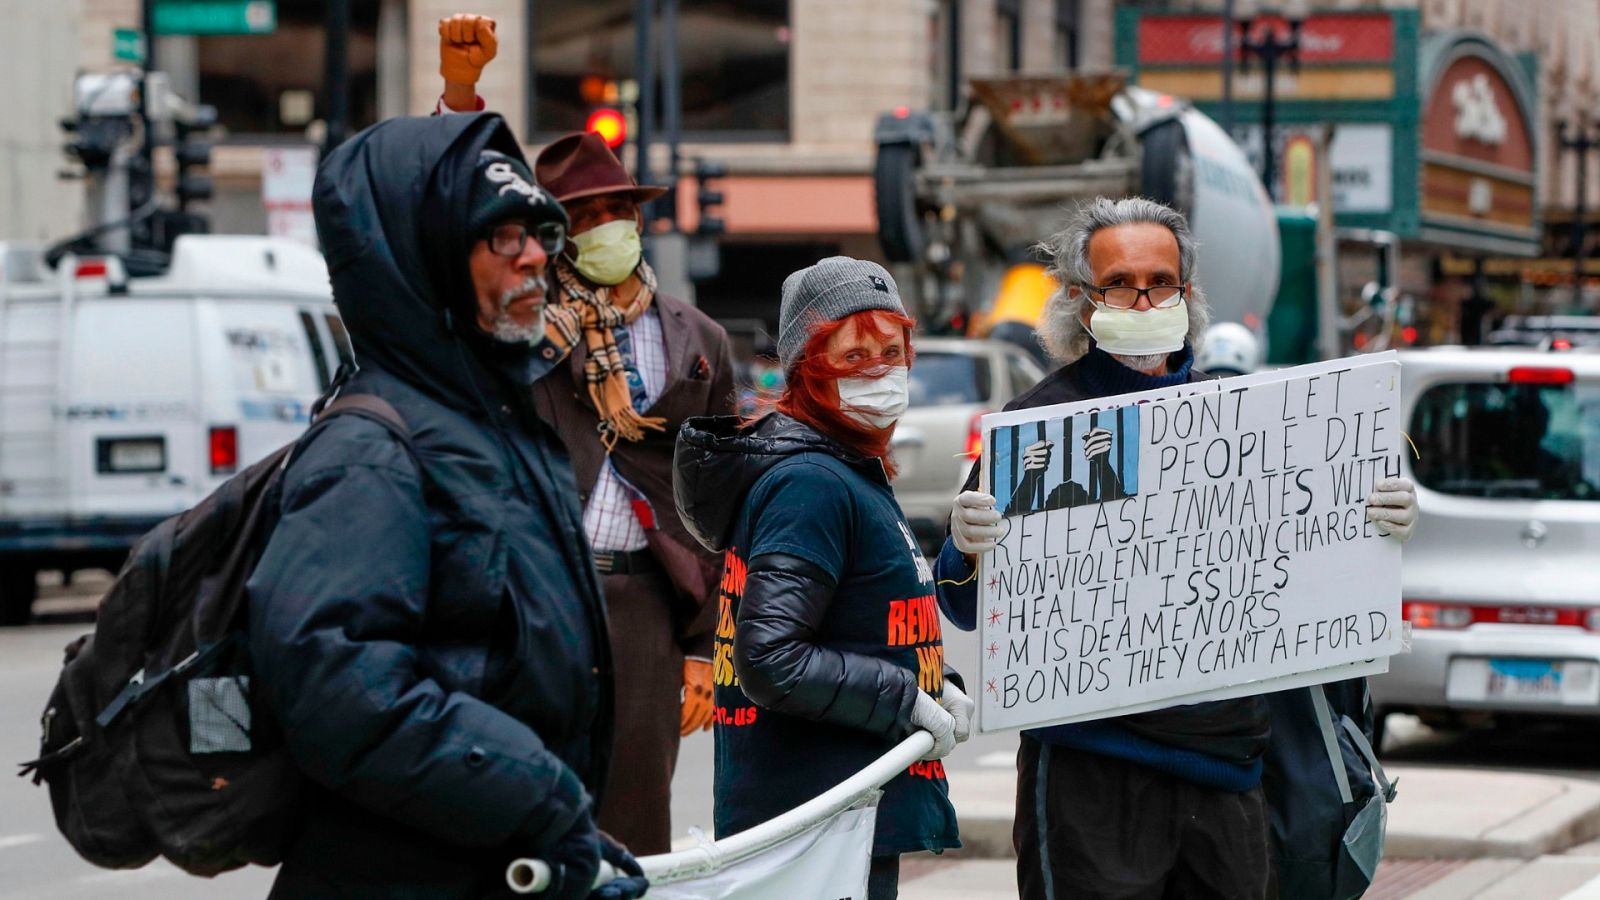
[0,235,348,624]
[1371,346,1600,743]
[892,337,1047,554]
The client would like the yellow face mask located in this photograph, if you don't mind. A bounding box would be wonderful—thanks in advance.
[570,218,641,286]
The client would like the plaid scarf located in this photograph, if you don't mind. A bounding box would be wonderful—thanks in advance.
[544,260,669,451]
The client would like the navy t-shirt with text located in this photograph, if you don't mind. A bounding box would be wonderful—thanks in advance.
[711,453,960,855]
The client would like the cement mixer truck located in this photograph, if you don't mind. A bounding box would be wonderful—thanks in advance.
[878,72,1425,370]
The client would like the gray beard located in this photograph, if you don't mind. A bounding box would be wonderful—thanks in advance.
[490,276,546,345]
[1113,352,1168,373]
[490,311,544,344]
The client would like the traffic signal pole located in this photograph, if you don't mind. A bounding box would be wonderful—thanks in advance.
[324,0,351,155]
[660,0,682,231]
[633,0,657,231]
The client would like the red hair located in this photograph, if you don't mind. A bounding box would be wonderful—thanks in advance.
[776,309,916,478]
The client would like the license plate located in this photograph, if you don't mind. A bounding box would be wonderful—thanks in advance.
[1487,659,1562,699]
[1447,658,1600,706]
[99,438,166,474]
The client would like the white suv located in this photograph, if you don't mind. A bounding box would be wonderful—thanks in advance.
[1371,347,1600,743]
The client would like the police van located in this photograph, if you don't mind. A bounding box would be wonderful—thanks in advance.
[0,235,348,624]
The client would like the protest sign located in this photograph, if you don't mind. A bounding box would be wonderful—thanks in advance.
[975,353,1404,733]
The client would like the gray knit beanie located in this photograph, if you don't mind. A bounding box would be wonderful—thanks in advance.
[777,256,907,371]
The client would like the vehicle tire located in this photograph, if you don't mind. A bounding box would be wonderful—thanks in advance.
[0,564,38,626]
[874,141,926,263]
[1138,119,1195,215]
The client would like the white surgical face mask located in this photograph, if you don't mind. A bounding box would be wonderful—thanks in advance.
[837,366,910,430]
[1087,299,1189,357]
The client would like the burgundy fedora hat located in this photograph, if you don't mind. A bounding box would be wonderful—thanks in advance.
[534,132,668,205]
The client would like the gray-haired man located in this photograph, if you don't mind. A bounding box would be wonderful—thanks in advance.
[932,197,1417,898]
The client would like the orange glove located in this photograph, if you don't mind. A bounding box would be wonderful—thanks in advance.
[438,14,497,86]
[680,659,713,736]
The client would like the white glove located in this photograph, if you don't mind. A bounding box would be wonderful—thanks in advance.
[951,491,1003,555]
[1366,476,1418,543]
[939,681,974,744]
[910,690,957,760]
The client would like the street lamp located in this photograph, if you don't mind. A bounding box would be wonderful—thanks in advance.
[1237,2,1305,201]
[1556,116,1600,307]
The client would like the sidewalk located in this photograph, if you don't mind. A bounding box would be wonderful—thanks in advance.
[891,762,1600,899]
[898,845,1600,900]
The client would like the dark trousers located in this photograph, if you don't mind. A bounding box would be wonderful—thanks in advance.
[1013,736,1273,900]
[867,854,900,900]
[595,570,685,856]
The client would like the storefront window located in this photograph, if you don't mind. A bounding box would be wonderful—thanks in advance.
[196,0,380,139]
[532,0,790,141]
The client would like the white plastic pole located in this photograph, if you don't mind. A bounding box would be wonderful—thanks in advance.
[506,730,936,894]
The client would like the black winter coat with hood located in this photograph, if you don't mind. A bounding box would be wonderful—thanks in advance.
[675,413,961,855]
[245,113,613,899]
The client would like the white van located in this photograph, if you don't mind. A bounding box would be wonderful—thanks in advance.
[0,235,349,623]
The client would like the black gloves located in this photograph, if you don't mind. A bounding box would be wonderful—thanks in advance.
[592,835,649,900]
[527,813,649,900]
[537,807,602,900]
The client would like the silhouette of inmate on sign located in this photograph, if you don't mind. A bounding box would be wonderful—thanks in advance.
[991,405,1140,516]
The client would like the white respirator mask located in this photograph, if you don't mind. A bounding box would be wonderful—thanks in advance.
[1087,299,1190,356]
[836,366,910,430]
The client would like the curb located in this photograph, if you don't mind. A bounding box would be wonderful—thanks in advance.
[1382,767,1600,860]
[945,766,1600,862]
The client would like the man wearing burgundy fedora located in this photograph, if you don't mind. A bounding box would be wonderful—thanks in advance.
[439,16,735,857]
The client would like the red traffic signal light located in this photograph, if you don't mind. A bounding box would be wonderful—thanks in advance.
[586,108,626,149]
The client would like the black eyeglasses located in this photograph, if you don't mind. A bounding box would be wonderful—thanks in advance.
[487,221,566,258]
[1085,284,1186,310]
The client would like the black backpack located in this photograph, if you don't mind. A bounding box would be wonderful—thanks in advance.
[1263,678,1397,900]
[17,390,412,876]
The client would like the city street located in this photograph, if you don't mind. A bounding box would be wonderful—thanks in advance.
[4,581,1600,898]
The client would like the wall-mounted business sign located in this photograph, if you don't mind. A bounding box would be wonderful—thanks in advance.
[1418,32,1539,255]
[1120,11,1540,254]
[1133,13,1397,102]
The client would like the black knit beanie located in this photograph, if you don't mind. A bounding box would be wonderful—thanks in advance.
[466,150,569,237]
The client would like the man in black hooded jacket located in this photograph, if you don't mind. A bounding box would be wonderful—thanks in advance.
[245,113,646,899]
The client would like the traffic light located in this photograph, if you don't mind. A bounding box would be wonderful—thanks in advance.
[173,104,217,212]
[586,108,627,149]
[694,159,726,236]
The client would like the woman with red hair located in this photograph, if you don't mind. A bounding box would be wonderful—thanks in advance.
[675,257,972,898]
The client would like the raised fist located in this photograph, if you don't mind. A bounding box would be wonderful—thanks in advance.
[438,14,497,86]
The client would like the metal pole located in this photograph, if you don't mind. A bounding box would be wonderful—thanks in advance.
[946,0,961,112]
[633,0,656,231]
[142,0,158,71]
[1240,17,1299,204]
[323,0,351,155]
[1260,43,1276,202]
[137,0,157,240]
[525,0,538,143]
[1573,127,1589,305]
[1220,0,1235,134]
[661,0,681,231]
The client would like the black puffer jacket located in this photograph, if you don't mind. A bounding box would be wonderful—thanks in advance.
[675,413,960,855]
[674,413,918,732]
[245,113,612,899]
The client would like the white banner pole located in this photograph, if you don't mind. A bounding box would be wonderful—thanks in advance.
[506,730,937,893]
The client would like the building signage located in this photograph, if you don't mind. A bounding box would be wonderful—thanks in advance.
[1419,45,1537,250]
[1133,13,1396,102]
[1236,124,1394,214]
